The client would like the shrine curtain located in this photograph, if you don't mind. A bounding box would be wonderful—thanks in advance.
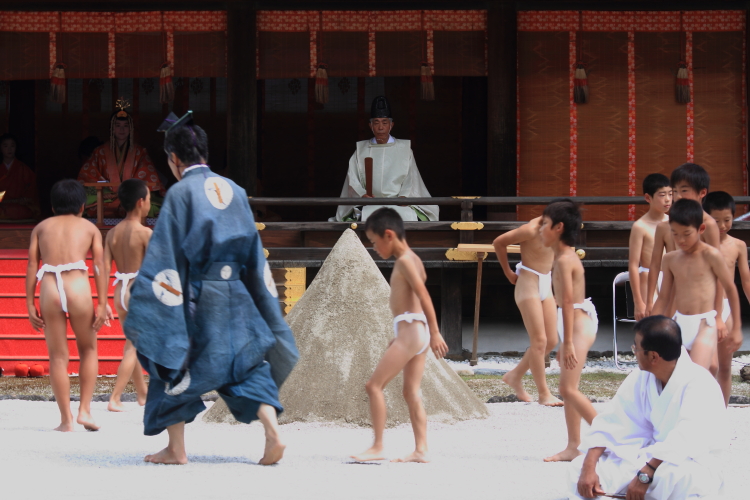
[517,10,747,220]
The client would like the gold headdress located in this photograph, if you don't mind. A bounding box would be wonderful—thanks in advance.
[110,97,134,151]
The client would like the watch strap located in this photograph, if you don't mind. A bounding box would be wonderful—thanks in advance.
[644,462,656,472]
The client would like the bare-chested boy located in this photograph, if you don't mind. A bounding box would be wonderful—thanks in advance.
[704,191,750,404]
[25,179,111,431]
[104,179,152,412]
[540,200,598,463]
[652,199,742,371]
[629,174,671,320]
[352,207,448,463]
[646,164,721,323]
[493,217,561,406]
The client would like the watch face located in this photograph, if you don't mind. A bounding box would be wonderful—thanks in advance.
[638,472,651,484]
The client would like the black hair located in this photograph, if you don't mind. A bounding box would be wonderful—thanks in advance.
[0,132,17,147]
[365,207,406,241]
[669,198,704,230]
[642,173,670,197]
[542,199,581,247]
[671,162,709,194]
[703,190,735,215]
[51,179,86,216]
[118,179,149,213]
[634,315,682,361]
[164,124,209,167]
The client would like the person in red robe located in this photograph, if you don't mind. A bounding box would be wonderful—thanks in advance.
[78,99,165,218]
[0,133,39,221]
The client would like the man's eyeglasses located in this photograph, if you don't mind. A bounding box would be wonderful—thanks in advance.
[631,345,648,355]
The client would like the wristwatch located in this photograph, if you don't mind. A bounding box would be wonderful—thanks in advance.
[637,471,653,484]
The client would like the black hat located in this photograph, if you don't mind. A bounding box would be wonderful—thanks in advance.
[157,110,193,135]
[370,96,392,119]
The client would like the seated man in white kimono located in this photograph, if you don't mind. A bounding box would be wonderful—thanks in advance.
[570,315,727,500]
[333,95,438,222]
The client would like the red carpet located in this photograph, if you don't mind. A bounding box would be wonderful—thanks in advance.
[0,253,126,375]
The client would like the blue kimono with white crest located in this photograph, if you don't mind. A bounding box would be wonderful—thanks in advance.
[124,165,298,436]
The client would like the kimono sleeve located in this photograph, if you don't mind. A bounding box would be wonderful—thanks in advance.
[241,200,299,388]
[123,191,191,372]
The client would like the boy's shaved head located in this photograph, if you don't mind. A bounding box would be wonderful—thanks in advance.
[365,207,405,240]
[703,190,735,215]
[643,173,670,197]
[51,179,86,215]
[543,199,581,247]
[669,198,703,230]
[118,179,149,213]
[671,163,709,193]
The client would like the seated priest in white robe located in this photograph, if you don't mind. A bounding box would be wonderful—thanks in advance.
[333,95,438,222]
[569,315,727,500]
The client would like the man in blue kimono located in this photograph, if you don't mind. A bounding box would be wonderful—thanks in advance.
[124,111,298,465]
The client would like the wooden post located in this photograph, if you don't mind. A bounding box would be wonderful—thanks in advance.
[365,157,373,197]
[441,267,463,357]
[96,188,104,227]
[470,252,486,366]
[487,1,517,212]
[460,200,474,243]
[226,3,257,195]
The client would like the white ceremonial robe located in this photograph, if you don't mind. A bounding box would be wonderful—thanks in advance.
[333,137,439,222]
[568,348,727,500]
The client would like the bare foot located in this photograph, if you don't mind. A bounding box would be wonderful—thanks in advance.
[53,422,75,432]
[391,451,429,463]
[538,395,564,407]
[77,411,100,431]
[543,447,582,462]
[259,435,286,465]
[144,447,188,465]
[502,372,533,403]
[350,447,386,462]
[107,399,125,412]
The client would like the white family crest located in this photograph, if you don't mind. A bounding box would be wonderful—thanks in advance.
[152,269,184,306]
[204,177,234,210]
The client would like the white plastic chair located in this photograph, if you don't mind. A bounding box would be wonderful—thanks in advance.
[613,271,637,370]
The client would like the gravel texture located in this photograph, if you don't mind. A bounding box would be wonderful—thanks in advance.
[1,400,748,500]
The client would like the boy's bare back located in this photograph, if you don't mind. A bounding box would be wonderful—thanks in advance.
[663,242,723,315]
[390,250,426,317]
[33,216,100,265]
[106,220,152,273]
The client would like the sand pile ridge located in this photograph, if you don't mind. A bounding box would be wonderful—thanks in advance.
[204,229,488,426]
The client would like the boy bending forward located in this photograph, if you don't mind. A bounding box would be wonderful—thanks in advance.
[104,179,151,411]
[541,200,598,463]
[352,207,448,463]
[653,199,741,370]
[26,179,111,431]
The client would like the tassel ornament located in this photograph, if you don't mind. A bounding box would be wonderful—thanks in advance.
[315,64,329,104]
[420,62,435,101]
[50,64,66,104]
[160,63,174,104]
[676,62,690,104]
[573,62,589,104]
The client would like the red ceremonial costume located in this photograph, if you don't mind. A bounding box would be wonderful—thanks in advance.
[0,158,39,220]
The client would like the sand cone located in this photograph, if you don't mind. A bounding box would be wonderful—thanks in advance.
[676,62,690,104]
[204,230,489,427]
[420,62,435,101]
[573,62,589,104]
[315,64,329,104]
[159,63,174,104]
[50,64,66,104]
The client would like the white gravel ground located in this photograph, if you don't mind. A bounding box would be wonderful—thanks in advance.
[1,400,747,500]
[447,354,750,376]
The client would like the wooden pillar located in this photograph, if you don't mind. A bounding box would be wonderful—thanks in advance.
[226,4,257,195]
[746,10,750,199]
[487,1,517,209]
[441,267,463,357]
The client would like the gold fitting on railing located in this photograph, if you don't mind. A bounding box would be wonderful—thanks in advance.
[451,196,482,199]
[451,222,484,231]
[445,248,487,261]
[255,222,266,231]
[350,223,358,230]
[576,249,586,260]
[263,248,269,258]
[581,223,585,229]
